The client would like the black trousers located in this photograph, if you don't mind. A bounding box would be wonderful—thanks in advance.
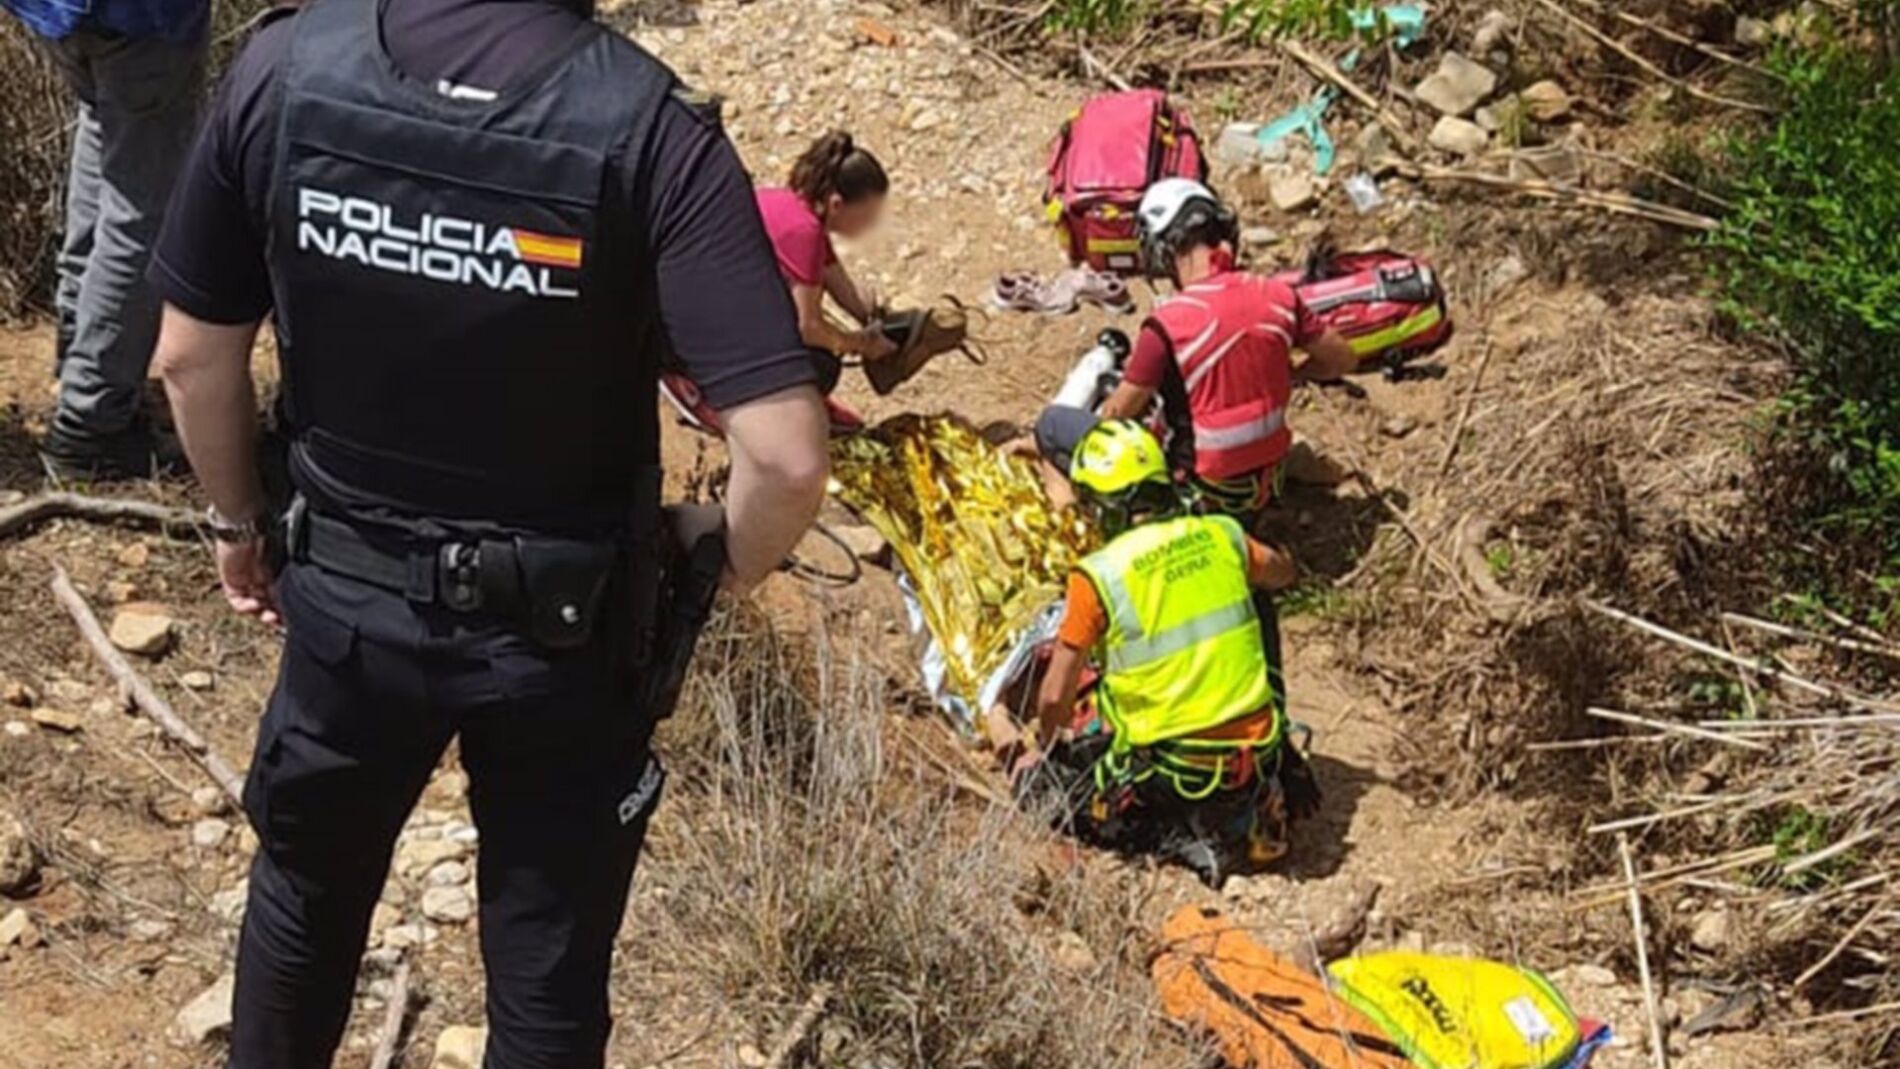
[230,562,662,1069]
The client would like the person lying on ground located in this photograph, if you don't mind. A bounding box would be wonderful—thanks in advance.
[1025,179,1359,530]
[1014,420,1316,888]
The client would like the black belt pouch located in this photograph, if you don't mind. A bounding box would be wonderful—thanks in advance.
[516,538,619,649]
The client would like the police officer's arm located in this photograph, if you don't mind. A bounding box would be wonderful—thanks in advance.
[636,97,832,589]
[1036,642,1088,749]
[720,386,829,591]
[153,305,280,623]
[155,306,267,522]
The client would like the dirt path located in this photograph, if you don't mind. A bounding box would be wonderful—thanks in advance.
[0,1,1812,1067]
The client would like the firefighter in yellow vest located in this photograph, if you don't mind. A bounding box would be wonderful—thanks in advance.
[1021,420,1320,886]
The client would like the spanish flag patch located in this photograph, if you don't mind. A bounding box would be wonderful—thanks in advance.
[510,228,584,270]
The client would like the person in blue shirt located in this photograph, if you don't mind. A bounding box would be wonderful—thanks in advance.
[5,0,207,478]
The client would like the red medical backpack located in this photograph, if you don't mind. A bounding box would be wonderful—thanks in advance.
[1045,90,1207,275]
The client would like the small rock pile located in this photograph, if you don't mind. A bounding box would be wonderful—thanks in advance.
[1418,47,1573,168]
[1208,10,1586,224]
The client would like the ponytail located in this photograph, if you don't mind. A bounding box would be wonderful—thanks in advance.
[788,131,890,208]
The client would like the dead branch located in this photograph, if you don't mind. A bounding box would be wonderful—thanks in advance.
[1783,1001,1900,1028]
[1280,39,1420,153]
[1566,0,1784,83]
[1307,388,1482,610]
[1396,163,1721,231]
[1585,600,1900,714]
[1781,827,1879,878]
[1793,903,1881,990]
[1574,147,1738,211]
[1076,43,1131,91]
[1808,602,1892,646]
[1585,706,1769,752]
[1433,339,1496,487]
[1719,611,1900,663]
[1574,845,1781,905]
[895,721,1013,807]
[1618,833,1670,1069]
[763,982,834,1069]
[1693,714,1900,731]
[1526,735,1678,752]
[974,41,1044,94]
[0,491,200,541]
[1589,796,1754,836]
[1533,0,1774,115]
[49,565,245,807]
[367,957,413,1069]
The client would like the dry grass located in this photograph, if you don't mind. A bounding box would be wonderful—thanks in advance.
[0,22,73,317]
[631,603,1201,1068]
[1357,288,1779,800]
[1580,612,1900,1059]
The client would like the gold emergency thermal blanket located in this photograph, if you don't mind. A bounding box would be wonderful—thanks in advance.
[830,415,1098,706]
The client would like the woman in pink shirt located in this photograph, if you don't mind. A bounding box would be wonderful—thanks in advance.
[755,131,895,391]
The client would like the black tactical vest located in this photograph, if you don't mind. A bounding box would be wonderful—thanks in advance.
[267,0,672,533]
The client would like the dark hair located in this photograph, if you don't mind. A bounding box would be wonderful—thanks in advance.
[789,131,889,207]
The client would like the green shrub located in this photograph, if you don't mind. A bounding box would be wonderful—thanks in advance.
[1713,43,1900,602]
[1047,0,1365,40]
[1046,0,1147,35]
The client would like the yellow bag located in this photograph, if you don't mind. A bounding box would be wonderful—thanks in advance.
[1326,953,1581,1069]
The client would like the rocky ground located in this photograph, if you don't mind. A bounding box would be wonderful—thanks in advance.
[0,0,1846,1066]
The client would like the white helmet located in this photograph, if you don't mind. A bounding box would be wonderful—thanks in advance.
[1137,178,1221,238]
[1136,179,1237,280]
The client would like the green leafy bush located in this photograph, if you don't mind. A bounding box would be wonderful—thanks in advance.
[1045,0,1147,35]
[1047,0,1364,40]
[1713,43,1900,605]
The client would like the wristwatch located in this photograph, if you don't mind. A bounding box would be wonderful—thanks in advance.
[205,504,269,544]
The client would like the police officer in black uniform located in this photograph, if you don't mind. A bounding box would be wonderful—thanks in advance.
[148,0,831,1063]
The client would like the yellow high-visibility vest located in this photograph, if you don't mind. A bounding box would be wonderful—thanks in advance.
[1078,514,1276,751]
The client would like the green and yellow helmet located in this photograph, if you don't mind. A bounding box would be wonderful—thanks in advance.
[1070,419,1169,501]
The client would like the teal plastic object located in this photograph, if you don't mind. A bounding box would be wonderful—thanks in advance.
[1258,87,1340,174]
[1256,4,1429,175]
[1352,4,1428,48]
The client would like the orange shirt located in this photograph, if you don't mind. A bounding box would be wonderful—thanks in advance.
[1057,537,1281,742]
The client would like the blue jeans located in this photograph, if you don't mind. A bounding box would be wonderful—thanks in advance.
[47,26,204,439]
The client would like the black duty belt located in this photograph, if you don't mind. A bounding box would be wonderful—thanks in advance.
[286,499,619,649]
[289,502,509,611]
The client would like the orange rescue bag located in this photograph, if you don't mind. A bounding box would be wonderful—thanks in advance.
[1153,905,1414,1068]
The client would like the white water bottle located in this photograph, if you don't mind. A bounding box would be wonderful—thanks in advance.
[1052,329,1133,412]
